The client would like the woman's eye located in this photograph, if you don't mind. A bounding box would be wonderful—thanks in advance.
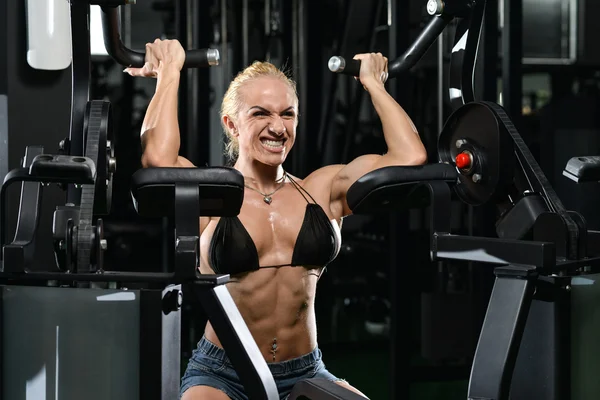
[253,112,266,117]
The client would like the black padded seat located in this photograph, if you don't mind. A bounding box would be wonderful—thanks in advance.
[347,163,458,214]
[130,167,244,218]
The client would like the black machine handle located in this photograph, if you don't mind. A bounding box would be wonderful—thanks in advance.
[100,6,220,68]
[328,6,454,78]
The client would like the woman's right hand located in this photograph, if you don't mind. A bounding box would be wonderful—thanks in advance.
[124,38,185,78]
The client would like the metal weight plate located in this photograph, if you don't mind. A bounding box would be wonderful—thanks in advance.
[438,102,515,206]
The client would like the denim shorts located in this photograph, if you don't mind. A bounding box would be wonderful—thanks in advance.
[180,336,345,399]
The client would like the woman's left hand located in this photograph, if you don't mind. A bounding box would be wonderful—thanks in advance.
[353,52,388,91]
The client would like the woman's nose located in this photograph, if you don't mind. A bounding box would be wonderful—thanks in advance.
[268,119,286,135]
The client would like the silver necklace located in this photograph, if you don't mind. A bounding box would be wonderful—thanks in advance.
[244,173,287,205]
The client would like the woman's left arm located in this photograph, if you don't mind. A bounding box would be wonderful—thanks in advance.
[330,53,428,217]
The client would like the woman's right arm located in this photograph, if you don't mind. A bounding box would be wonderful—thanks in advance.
[126,39,194,168]
[127,40,211,235]
[140,68,194,168]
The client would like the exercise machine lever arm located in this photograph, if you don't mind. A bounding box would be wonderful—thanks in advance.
[100,6,220,68]
[387,13,453,78]
[328,14,452,78]
[327,0,485,111]
[327,0,480,78]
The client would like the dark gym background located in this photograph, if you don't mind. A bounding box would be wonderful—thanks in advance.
[2,0,600,399]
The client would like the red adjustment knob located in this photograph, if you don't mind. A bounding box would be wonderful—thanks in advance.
[455,152,471,169]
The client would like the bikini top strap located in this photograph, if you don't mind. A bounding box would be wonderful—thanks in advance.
[285,173,318,204]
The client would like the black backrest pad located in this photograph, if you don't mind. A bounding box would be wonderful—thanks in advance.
[130,167,244,218]
[347,164,458,213]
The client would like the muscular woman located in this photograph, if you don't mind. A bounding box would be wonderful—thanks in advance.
[126,39,427,399]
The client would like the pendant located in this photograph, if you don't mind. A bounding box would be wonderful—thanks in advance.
[264,196,272,205]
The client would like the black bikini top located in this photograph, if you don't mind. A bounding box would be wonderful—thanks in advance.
[208,175,340,275]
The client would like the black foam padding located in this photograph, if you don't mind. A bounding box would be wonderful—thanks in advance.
[347,163,458,214]
[130,167,244,218]
[29,154,96,183]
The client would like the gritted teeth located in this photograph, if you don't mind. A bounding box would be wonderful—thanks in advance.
[261,139,284,148]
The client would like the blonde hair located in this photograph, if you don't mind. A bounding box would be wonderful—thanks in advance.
[220,61,298,161]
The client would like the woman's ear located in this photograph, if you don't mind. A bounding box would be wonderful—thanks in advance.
[222,115,238,137]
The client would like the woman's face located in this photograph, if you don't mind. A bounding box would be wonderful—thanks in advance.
[230,76,298,167]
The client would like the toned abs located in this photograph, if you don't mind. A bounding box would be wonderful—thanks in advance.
[198,181,339,362]
[203,267,320,361]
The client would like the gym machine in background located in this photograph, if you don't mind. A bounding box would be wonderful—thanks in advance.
[563,156,600,184]
[331,0,600,399]
[0,1,364,399]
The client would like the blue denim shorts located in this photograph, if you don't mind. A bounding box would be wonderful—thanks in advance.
[180,336,345,399]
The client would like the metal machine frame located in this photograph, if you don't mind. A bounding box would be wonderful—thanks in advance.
[334,0,600,399]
